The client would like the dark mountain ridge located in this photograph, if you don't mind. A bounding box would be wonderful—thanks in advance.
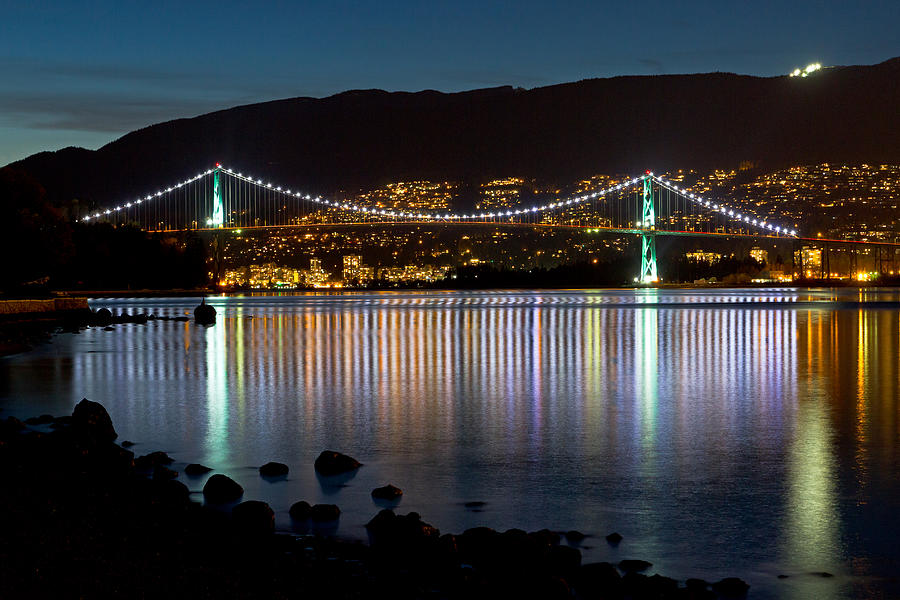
[8,57,900,210]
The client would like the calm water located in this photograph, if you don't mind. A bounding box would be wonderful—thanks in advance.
[2,289,900,598]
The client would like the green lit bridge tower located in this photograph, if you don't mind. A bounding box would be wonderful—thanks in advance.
[640,175,658,283]
[209,164,225,286]
[210,165,224,228]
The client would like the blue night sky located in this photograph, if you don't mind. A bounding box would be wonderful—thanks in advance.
[1,0,897,166]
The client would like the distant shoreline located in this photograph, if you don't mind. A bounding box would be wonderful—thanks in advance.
[37,280,898,298]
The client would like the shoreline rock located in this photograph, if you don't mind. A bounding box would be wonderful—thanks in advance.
[259,461,289,477]
[1,403,754,600]
[314,450,362,476]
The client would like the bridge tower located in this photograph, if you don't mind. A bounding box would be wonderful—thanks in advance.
[639,175,658,283]
[211,165,224,228]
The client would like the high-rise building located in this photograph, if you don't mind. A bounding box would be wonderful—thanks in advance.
[306,257,329,287]
[343,255,362,282]
[794,247,823,278]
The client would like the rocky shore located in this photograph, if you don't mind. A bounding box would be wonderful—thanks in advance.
[1,400,750,599]
[0,304,198,357]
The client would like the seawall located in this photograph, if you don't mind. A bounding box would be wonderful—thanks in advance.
[0,298,90,318]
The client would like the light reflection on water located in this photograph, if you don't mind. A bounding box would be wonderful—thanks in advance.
[2,289,900,599]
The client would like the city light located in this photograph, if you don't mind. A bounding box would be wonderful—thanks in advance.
[789,63,823,78]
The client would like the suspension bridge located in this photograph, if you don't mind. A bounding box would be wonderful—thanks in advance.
[79,164,810,283]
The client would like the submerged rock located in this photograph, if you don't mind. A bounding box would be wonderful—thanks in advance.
[259,462,289,477]
[618,559,652,573]
[605,532,623,545]
[565,530,586,543]
[314,450,361,475]
[202,474,244,503]
[371,484,403,500]
[184,463,212,475]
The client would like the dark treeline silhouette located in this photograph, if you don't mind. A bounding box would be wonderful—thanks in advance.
[7,58,900,212]
[446,259,634,288]
[0,167,207,294]
[667,256,765,283]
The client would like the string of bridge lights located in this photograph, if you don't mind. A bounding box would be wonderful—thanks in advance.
[80,168,217,222]
[648,173,797,237]
[80,166,645,223]
[221,167,645,221]
[79,165,796,237]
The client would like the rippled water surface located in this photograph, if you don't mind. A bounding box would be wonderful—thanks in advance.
[3,288,900,599]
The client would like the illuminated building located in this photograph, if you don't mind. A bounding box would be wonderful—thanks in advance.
[685,250,723,263]
[306,257,329,287]
[794,247,823,278]
[343,255,362,282]
[750,247,768,265]
[478,178,525,210]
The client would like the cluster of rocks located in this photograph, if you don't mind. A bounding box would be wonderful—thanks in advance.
[91,307,195,327]
[1,401,753,599]
[1,302,216,356]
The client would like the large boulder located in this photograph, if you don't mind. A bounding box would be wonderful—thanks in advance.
[134,451,174,470]
[366,509,440,549]
[71,399,117,444]
[573,563,622,598]
[310,504,341,522]
[152,465,178,480]
[93,308,113,326]
[194,301,216,325]
[547,544,582,577]
[712,577,750,597]
[259,462,289,477]
[202,474,244,503]
[232,500,275,535]
[289,500,311,520]
[314,450,362,475]
[155,479,191,507]
[0,416,25,440]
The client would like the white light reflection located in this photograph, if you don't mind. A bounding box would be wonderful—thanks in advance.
[205,308,229,465]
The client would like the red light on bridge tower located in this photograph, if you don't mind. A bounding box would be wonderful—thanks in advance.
[645,170,651,175]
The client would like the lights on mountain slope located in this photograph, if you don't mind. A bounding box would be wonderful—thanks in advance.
[79,165,796,237]
[790,63,822,77]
